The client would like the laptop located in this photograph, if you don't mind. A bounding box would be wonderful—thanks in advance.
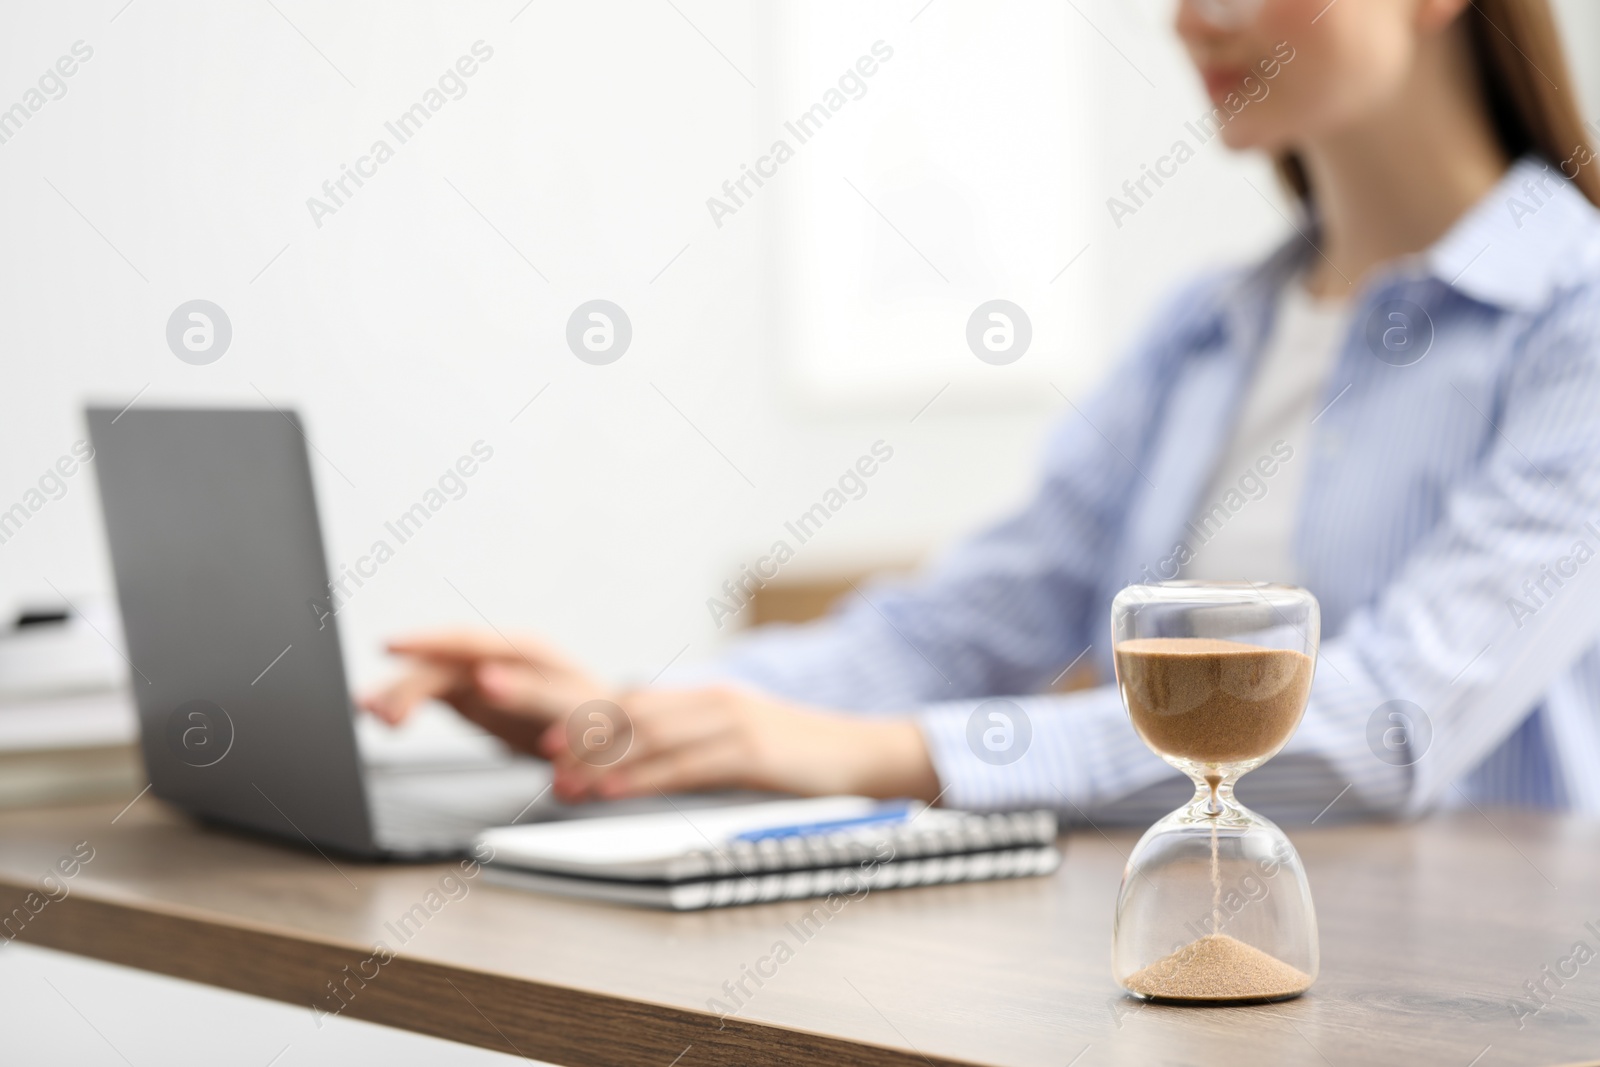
[86,406,697,859]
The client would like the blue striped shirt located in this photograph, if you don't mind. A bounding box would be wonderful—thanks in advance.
[696,156,1600,825]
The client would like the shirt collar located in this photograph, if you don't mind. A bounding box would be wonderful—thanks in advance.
[1424,154,1600,312]
[1220,154,1600,326]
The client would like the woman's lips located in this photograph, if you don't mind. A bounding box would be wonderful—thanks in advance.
[1200,66,1247,100]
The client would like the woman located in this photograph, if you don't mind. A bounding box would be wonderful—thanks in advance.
[364,0,1600,822]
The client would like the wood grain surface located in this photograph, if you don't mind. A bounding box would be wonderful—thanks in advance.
[1,799,1597,1066]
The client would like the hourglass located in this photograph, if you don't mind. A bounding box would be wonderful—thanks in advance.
[1110,581,1320,1002]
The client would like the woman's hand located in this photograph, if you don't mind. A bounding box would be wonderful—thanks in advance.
[362,631,943,803]
[538,685,943,803]
[358,629,611,754]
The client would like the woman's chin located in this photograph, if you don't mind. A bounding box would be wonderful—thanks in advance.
[1214,122,1284,154]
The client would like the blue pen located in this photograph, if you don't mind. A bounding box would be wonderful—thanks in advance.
[732,801,916,843]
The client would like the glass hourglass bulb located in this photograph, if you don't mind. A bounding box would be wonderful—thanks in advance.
[1109,581,1321,1003]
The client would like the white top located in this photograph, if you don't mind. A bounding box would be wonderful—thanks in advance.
[1180,278,1349,584]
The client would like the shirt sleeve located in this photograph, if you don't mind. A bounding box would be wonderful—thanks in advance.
[919,287,1600,822]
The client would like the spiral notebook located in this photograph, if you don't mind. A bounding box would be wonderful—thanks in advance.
[476,796,1060,910]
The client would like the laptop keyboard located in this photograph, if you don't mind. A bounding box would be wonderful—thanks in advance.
[365,759,557,856]
[368,791,489,855]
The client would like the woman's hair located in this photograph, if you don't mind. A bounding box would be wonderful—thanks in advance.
[1278,0,1600,209]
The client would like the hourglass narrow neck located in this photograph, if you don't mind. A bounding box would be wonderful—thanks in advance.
[1189,772,1243,820]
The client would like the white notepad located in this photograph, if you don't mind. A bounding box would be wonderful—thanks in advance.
[476,796,1061,910]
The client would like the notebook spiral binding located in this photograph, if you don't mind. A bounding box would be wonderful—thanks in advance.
[671,809,1058,881]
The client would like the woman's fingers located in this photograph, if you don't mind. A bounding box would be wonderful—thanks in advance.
[364,629,613,758]
[619,690,739,750]
[591,738,751,798]
[543,690,742,799]
[542,690,728,765]
[450,701,558,755]
[358,659,467,725]
[362,651,592,736]
[474,661,574,718]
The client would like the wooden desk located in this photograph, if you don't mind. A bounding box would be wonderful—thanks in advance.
[1,800,1596,1066]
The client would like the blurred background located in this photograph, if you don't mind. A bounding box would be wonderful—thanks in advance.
[5,0,1598,690]
[2,0,1598,1063]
